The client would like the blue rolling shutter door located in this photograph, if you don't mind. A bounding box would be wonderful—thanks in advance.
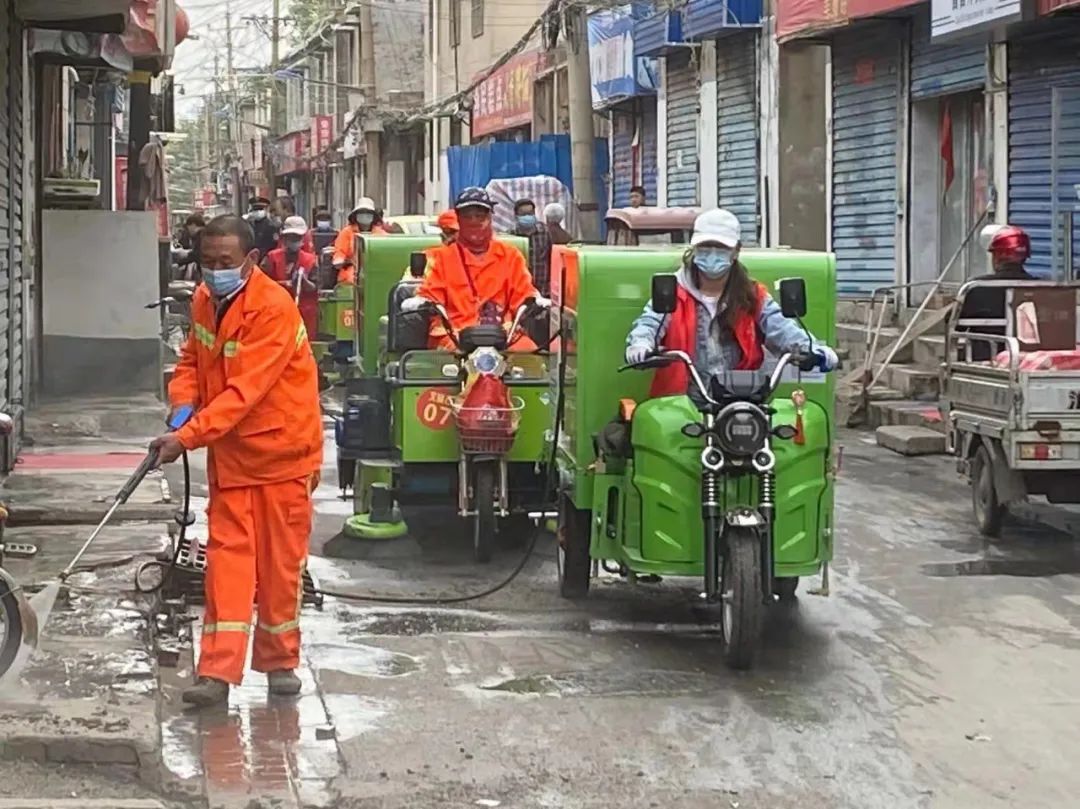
[1008,24,1080,279]
[642,97,658,204]
[910,14,984,99]
[666,51,699,206]
[831,27,901,295]
[716,34,758,245]
[612,107,634,207]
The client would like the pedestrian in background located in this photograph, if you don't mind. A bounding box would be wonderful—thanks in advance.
[513,198,552,295]
[152,214,323,709]
[543,202,572,245]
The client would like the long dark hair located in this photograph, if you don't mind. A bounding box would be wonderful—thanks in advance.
[684,250,757,332]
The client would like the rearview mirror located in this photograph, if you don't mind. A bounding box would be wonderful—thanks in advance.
[408,251,427,278]
[778,278,807,319]
[651,274,678,315]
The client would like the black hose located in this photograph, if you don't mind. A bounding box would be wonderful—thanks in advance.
[135,451,191,596]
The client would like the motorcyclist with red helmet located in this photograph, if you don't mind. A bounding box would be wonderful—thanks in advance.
[957,224,1035,360]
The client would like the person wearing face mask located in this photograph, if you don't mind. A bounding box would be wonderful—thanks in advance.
[513,198,552,295]
[625,208,838,399]
[150,214,323,708]
[263,216,319,338]
[246,197,280,261]
[437,209,459,245]
[331,197,389,284]
[400,187,550,350]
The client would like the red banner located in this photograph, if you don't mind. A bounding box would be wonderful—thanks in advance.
[776,0,920,41]
[310,115,334,157]
[1038,0,1080,12]
[276,130,310,175]
[471,50,548,138]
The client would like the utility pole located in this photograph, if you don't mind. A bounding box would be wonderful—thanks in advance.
[359,0,382,205]
[268,0,282,195]
[225,1,242,215]
[564,2,599,241]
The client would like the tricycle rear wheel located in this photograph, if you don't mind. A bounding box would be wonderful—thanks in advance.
[558,495,591,599]
[721,527,764,670]
[971,444,1005,537]
[473,463,497,564]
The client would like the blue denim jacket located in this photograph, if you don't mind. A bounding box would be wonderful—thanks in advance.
[627,266,824,390]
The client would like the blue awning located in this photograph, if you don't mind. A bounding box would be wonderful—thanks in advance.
[633,10,683,58]
[682,0,762,41]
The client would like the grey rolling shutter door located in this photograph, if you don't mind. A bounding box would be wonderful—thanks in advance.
[666,50,699,206]
[612,106,634,207]
[831,26,901,295]
[716,34,759,244]
[641,96,658,203]
[910,14,984,99]
[7,4,22,433]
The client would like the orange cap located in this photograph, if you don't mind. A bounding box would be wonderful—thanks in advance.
[437,210,459,231]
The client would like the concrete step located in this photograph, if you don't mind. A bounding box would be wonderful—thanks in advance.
[867,398,946,433]
[875,424,948,456]
[836,299,898,329]
[836,323,914,365]
[898,306,951,334]
[879,364,940,399]
[914,334,947,367]
[836,384,906,427]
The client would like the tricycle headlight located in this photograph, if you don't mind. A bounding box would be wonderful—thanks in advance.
[716,403,769,457]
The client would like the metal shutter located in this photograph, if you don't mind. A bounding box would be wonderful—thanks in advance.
[641,95,658,203]
[0,1,21,469]
[611,106,634,207]
[831,26,901,295]
[910,13,985,100]
[716,33,758,245]
[1007,24,1080,279]
[666,50,699,206]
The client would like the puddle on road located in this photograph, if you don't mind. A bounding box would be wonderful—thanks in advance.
[321,693,392,741]
[161,714,203,781]
[307,642,421,678]
[923,557,1080,578]
[338,609,508,637]
[481,669,718,698]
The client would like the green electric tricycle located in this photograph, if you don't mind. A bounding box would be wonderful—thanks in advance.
[549,245,838,669]
[335,235,551,562]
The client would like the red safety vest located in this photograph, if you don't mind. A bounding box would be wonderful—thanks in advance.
[649,282,768,398]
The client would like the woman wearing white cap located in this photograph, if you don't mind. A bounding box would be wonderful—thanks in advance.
[263,216,319,339]
[626,208,838,399]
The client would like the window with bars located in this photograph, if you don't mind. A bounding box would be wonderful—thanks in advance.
[471,0,484,37]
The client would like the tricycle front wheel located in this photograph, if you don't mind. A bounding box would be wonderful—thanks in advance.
[971,445,1005,537]
[0,573,24,678]
[472,463,497,564]
[721,527,764,670]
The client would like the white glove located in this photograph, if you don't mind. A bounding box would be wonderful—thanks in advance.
[400,295,428,313]
[814,346,840,372]
[533,295,552,310]
[625,343,652,365]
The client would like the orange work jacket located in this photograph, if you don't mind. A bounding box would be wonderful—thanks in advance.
[332,223,390,284]
[416,240,538,350]
[169,268,324,489]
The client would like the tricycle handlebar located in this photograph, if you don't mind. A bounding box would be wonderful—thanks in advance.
[624,350,811,404]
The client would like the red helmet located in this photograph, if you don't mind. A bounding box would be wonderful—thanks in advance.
[988,225,1031,265]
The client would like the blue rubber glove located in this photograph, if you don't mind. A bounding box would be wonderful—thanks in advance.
[813,346,840,372]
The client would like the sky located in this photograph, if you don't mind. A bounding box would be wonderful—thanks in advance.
[170,0,277,120]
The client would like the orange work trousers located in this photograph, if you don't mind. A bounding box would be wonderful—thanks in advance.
[198,476,314,684]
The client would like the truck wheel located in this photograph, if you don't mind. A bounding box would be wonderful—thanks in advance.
[473,464,497,564]
[721,527,764,670]
[0,575,24,678]
[558,495,591,599]
[971,445,1005,537]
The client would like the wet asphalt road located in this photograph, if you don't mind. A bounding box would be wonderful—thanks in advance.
[146,427,1080,808]
[4,423,1080,808]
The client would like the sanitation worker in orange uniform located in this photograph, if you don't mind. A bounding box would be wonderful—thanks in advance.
[151,214,324,708]
[400,187,550,350]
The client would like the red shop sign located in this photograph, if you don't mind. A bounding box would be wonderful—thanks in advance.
[471,50,548,137]
[310,115,334,157]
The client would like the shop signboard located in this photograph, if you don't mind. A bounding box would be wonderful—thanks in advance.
[931,0,1023,38]
[471,50,548,138]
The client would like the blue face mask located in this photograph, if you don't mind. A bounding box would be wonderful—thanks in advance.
[694,246,734,279]
[203,265,246,297]
[517,214,537,230]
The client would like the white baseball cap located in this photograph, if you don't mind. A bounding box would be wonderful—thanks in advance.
[281,216,308,236]
[351,197,377,215]
[690,208,741,248]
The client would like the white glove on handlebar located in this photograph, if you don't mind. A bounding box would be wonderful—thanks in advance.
[533,295,552,310]
[400,295,428,313]
[815,346,839,372]
[626,343,652,365]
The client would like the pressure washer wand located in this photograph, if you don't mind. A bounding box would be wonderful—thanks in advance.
[58,447,161,582]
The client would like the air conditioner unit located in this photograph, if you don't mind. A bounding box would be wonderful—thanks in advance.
[43,177,102,201]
